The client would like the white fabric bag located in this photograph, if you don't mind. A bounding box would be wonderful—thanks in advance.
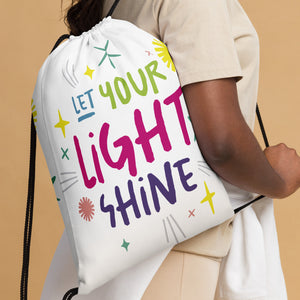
[31,16,235,296]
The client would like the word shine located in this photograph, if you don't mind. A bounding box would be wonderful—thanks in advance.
[100,157,197,228]
[74,86,191,189]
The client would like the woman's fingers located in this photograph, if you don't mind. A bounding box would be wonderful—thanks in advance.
[264,143,300,197]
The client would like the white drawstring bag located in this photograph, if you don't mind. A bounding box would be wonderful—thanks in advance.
[26,4,271,295]
[31,16,234,295]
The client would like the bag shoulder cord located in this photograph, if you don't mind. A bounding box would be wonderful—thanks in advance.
[20,33,70,300]
[20,0,269,298]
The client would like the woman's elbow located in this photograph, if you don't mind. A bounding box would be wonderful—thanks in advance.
[198,135,237,167]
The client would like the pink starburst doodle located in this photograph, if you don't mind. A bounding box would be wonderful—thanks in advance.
[78,197,95,222]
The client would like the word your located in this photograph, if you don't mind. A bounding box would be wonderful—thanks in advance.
[73,86,191,189]
[99,60,167,109]
[70,60,166,121]
[100,158,197,228]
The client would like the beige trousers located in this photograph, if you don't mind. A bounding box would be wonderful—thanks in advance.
[142,250,221,300]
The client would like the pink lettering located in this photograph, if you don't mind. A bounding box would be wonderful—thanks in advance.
[73,86,192,190]
[91,144,104,183]
[73,135,97,189]
[164,86,191,145]
[100,123,137,176]
[135,100,172,163]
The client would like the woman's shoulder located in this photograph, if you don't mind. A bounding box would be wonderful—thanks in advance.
[102,0,162,39]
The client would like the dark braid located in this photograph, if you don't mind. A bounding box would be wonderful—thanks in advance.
[63,0,104,36]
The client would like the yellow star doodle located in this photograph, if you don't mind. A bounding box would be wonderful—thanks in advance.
[200,181,215,214]
[84,65,95,80]
[54,110,70,138]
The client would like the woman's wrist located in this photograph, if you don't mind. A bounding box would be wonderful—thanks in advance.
[263,173,287,199]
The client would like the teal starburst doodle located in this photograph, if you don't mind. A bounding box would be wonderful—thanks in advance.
[121,238,130,251]
[94,40,121,69]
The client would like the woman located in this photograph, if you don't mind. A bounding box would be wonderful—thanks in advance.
[41,0,300,299]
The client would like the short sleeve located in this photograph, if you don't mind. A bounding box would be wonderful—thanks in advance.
[156,0,243,86]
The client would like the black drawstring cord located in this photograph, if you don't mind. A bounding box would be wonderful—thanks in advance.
[256,104,270,148]
[234,103,269,214]
[50,34,71,52]
[63,288,79,300]
[234,195,265,214]
[20,34,70,300]
[106,0,121,17]
[20,117,36,300]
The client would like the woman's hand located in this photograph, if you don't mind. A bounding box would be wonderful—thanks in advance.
[264,144,300,198]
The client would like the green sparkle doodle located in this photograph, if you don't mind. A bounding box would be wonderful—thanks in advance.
[121,239,130,251]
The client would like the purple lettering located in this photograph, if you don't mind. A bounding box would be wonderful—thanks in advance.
[100,194,116,227]
[148,161,176,212]
[138,177,151,215]
[115,180,141,226]
[173,158,197,191]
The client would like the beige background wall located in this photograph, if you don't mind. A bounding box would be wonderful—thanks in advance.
[1,0,299,299]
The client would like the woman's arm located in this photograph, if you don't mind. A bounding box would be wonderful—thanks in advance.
[183,78,300,199]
